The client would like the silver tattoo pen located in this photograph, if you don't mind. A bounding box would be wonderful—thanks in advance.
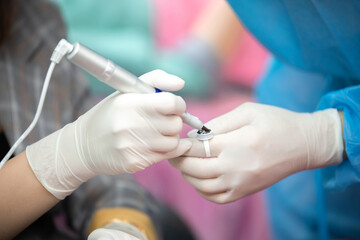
[55,39,209,132]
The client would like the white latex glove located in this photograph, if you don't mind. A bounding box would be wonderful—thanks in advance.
[27,70,192,199]
[170,102,344,203]
[88,228,141,240]
[88,222,146,240]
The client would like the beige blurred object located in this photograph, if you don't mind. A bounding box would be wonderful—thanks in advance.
[88,207,158,240]
[191,0,245,61]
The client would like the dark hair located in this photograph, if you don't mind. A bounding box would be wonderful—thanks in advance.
[0,0,16,46]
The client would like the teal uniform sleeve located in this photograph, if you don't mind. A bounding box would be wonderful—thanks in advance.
[227,0,360,238]
[317,85,360,189]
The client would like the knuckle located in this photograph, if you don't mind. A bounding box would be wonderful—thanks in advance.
[239,102,252,110]
[153,136,179,152]
[114,94,141,109]
[214,196,228,205]
[125,158,137,168]
[125,160,141,173]
[171,116,183,133]
[248,136,261,151]
[167,99,178,112]
[198,183,212,194]
[166,137,180,151]
[112,95,125,108]
[166,93,184,108]
[212,137,224,154]
[152,69,166,75]
[197,168,209,178]
[153,93,185,115]
[160,91,174,100]
[177,96,186,110]
[250,167,263,179]
[243,127,263,151]
[158,93,176,107]
[111,119,126,135]
[238,102,257,114]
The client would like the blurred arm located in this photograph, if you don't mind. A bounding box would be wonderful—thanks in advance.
[190,0,245,60]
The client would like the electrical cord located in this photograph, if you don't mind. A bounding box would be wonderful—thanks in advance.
[0,39,74,169]
[0,61,57,169]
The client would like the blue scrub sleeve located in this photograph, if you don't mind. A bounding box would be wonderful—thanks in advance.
[317,85,360,189]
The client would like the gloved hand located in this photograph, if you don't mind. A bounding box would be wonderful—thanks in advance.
[170,102,344,203]
[27,70,192,199]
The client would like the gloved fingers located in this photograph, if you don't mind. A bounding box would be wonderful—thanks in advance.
[149,92,186,116]
[88,228,141,240]
[169,156,221,179]
[182,173,229,194]
[149,135,183,152]
[187,102,254,136]
[145,139,192,166]
[196,190,234,204]
[114,92,185,116]
[138,69,185,92]
[161,139,193,160]
[154,115,183,136]
[181,136,223,158]
[185,126,258,158]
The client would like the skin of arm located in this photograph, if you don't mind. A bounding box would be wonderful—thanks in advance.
[0,152,59,240]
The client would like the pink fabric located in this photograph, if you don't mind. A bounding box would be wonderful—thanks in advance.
[221,32,268,87]
[153,0,208,48]
[153,0,268,88]
[135,92,271,240]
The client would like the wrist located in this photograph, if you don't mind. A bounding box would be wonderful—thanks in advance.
[26,120,95,200]
[26,129,74,199]
[309,109,344,168]
[56,120,97,187]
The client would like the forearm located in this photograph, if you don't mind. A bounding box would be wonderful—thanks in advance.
[0,152,59,239]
